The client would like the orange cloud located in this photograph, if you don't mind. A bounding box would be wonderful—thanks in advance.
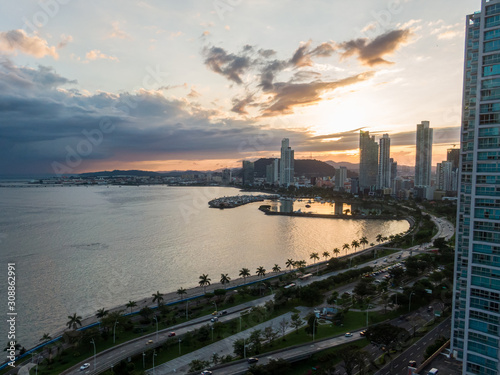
[0,29,58,59]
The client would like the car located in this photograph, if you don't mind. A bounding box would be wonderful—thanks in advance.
[397,255,402,259]
[168,332,176,337]
[247,357,259,364]
[80,363,90,371]
[146,339,153,345]
[220,310,228,315]
[210,316,218,322]
[211,311,218,315]
[345,332,353,337]
[427,306,433,312]
[374,261,378,264]
[360,330,366,336]
[200,371,213,375]
[409,360,417,367]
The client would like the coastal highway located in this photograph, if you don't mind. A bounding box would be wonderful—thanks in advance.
[53,212,454,375]
[375,317,451,375]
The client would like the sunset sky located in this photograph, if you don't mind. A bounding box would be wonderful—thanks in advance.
[0,0,478,175]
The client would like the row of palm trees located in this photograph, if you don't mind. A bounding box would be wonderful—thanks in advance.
[64,233,395,332]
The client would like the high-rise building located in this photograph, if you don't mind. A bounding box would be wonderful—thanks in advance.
[222,168,232,185]
[279,138,294,187]
[415,121,433,187]
[335,166,347,191]
[266,158,279,184]
[359,131,378,190]
[242,161,254,186]
[447,148,460,170]
[390,158,398,192]
[451,3,500,374]
[436,161,454,192]
[377,134,391,189]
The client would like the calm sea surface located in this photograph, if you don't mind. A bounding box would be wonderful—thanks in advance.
[0,185,409,349]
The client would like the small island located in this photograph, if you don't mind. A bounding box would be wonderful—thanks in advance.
[208,194,278,209]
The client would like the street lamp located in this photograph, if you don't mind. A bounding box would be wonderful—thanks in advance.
[142,352,146,369]
[239,316,242,332]
[31,352,38,375]
[178,339,182,355]
[90,338,96,371]
[113,320,119,344]
[211,326,214,342]
[312,317,318,341]
[152,349,157,375]
[409,292,416,313]
[153,315,159,342]
[243,337,247,359]
[186,300,189,319]
[213,301,218,314]
[111,364,113,374]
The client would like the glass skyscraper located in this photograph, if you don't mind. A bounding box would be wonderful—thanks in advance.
[359,130,378,190]
[451,1,500,374]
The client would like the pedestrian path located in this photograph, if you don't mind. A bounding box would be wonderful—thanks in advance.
[148,307,311,374]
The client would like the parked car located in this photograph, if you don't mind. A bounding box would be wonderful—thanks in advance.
[80,363,90,371]
[247,357,259,364]
[168,332,176,337]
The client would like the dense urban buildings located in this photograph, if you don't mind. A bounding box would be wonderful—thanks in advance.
[451,2,500,374]
[359,130,379,191]
[242,160,254,186]
[279,138,295,187]
[335,166,347,191]
[377,134,391,189]
[265,158,279,185]
[415,120,433,187]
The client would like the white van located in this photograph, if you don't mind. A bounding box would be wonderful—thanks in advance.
[428,369,439,375]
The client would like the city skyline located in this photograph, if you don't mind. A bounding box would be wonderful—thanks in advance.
[0,1,477,175]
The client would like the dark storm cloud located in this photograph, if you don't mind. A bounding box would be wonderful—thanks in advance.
[0,59,313,174]
[339,29,412,66]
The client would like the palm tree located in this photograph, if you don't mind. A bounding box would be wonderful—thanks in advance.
[351,240,360,252]
[66,313,82,330]
[96,308,108,320]
[126,300,137,314]
[310,252,320,274]
[272,264,281,273]
[376,234,384,244]
[360,236,369,249]
[286,258,295,271]
[40,333,51,342]
[342,243,350,255]
[333,248,340,257]
[256,266,266,278]
[239,268,251,284]
[152,291,164,308]
[220,273,231,286]
[322,251,330,261]
[199,274,211,294]
[295,260,307,272]
[176,288,187,300]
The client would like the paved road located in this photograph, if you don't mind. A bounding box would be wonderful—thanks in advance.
[33,211,454,375]
[376,317,451,375]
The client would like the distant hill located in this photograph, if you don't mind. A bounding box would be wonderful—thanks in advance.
[325,160,359,171]
[79,169,209,178]
[253,158,335,178]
